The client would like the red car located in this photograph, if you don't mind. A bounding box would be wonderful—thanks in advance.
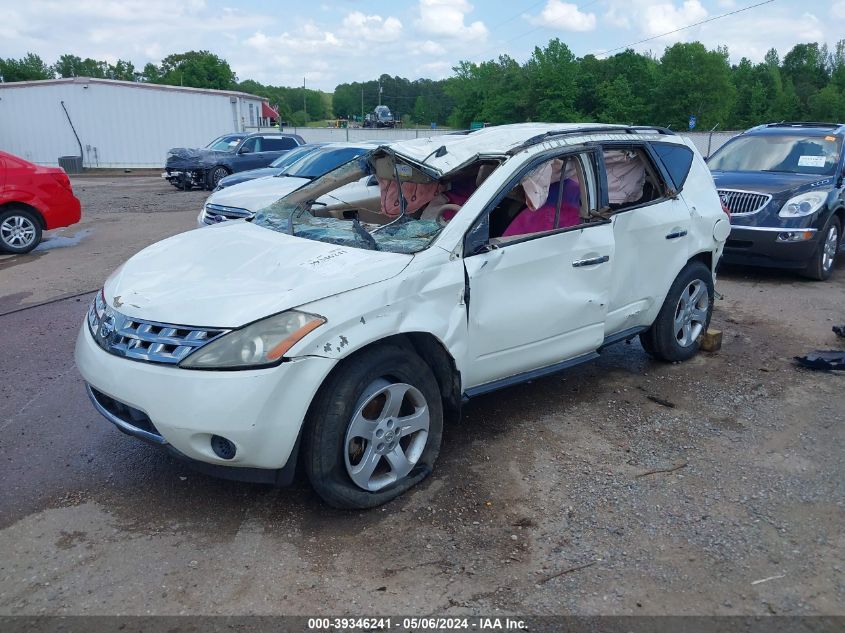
[0,151,82,254]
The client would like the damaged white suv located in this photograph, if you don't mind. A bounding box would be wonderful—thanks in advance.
[76,123,730,509]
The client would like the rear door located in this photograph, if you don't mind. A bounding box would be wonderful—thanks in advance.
[600,142,693,335]
[462,149,615,389]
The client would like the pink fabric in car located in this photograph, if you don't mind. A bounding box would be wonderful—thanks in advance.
[378,178,441,217]
[502,178,582,238]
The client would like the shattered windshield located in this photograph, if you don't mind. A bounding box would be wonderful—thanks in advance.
[206,135,245,152]
[252,150,497,254]
[709,134,842,175]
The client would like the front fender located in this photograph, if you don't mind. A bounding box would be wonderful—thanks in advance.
[290,249,469,376]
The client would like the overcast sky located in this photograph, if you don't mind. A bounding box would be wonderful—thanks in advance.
[1,0,842,90]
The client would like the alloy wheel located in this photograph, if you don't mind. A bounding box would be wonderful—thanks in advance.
[822,225,838,274]
[0,214,37,249]
[673,279,709,347]
[344,378,430,492]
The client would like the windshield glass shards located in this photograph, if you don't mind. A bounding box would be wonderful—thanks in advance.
[251,151,499,254]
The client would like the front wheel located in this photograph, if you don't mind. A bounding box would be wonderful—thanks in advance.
[0,208,42,254]
[803,217,839,281]
[206,166,230,190]
[640,261,714,362]
[304,344,443,509]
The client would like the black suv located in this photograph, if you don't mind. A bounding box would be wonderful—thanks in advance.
[163,132,305,191]
[708,122,845,280]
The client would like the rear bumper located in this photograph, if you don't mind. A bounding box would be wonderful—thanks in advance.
[44,193,82,230]
[720,226,819,269]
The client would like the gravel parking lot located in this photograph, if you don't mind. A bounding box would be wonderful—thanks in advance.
[0,176,842,616]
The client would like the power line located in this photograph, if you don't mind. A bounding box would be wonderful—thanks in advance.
[596,0,776,57]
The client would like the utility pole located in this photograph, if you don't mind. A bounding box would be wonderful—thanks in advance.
[378,80,382,106]
[361,87,364,122]
[303,77,307,120]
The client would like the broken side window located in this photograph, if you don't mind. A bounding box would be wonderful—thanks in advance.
[482,151,600,243]
[601,146,667,212]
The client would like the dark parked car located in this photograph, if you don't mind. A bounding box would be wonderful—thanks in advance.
[213,143,327,191]
[163,132,305,191]
[709,122,845,280]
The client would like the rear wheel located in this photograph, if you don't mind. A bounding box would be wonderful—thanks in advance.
[0,208,42,254]
[304,344,443,509]
[640,261,714,362]
[803,217,839,281]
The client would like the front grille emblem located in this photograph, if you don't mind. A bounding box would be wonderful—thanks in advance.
[99,313,115,338]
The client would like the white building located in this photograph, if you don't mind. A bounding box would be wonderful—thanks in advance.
[0,77,277,168]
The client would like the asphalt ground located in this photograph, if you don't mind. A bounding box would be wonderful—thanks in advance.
[0,176,842,616]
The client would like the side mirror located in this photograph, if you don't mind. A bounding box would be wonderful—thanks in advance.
[366,175,378,187]
[238,146,252,154]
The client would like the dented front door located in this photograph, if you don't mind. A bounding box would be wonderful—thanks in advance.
[462,224,614,389]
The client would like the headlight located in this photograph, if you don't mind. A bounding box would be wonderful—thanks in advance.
[87,288,106,334]
[778,191,827,218]
[179,310,326,369]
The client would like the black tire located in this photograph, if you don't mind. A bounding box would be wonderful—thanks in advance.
[206,166,230,190]
[0,207,42,254]
[803,217,840,281]
[639,261,714,362]
[303,344,443,509]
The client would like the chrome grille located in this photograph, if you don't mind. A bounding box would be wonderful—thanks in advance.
[202,203,254,225]
[89,303,229,365]
[717,189,771,215]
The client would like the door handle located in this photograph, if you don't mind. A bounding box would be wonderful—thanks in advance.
[665,230,688,240]
[572,255,610,268]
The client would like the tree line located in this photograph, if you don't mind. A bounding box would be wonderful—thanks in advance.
[2,39,844,130]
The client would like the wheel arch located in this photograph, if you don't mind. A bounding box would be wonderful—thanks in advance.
[303,331,463,429]
[0,201,47,229]
[688,250,714,274]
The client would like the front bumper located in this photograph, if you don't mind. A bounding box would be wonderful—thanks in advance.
[75,323,336,472]
[720,226,819,269]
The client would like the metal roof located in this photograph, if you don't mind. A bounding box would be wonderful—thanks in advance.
[0,76,266,101]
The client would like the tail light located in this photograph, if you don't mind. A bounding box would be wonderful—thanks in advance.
[51,171,72,190]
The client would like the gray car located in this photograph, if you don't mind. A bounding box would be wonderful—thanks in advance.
[163,132,306,190]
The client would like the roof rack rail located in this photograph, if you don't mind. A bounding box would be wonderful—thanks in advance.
[507,125,675,155]
[765,121,843,129]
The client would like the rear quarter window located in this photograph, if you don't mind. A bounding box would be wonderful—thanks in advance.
[262,137,298,151]
[651,143,694,191]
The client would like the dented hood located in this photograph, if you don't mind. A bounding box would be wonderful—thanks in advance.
[166,147,231,168]
[104,222,412,328]
[206,175,310,213]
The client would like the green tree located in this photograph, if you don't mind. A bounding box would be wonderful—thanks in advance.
[596,76,650,124]
[0,53,53,81]
[156,51,236,90]
[808,84,845,120]
[654,42,735,129]
[781,43,829,115]
[525,39,579,121]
